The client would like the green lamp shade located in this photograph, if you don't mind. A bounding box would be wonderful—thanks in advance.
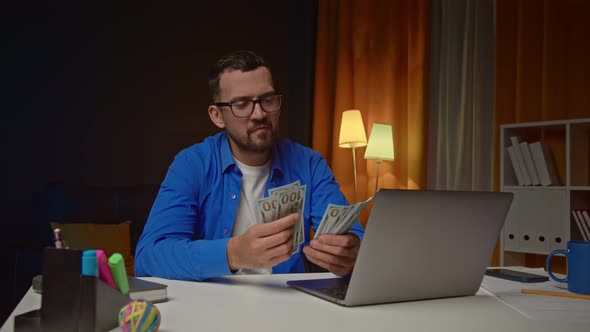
[364,123,394,161]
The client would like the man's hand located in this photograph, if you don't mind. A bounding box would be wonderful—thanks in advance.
[302,233,360,276]
[227,213,298,271]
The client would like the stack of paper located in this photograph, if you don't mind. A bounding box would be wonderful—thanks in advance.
[482,268,590,321]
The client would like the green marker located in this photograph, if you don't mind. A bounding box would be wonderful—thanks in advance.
[108,253,129,295]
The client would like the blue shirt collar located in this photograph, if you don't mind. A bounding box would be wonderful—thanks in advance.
[220,133,236,174]
[270,141,284,181]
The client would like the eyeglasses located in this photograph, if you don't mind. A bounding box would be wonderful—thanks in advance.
[214,94,282,118]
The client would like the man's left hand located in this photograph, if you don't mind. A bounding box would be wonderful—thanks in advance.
[302,233,360,276]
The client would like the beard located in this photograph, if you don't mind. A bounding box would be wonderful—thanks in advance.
[226,120,277,154]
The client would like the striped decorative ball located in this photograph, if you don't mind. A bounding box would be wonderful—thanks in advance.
[118,300,161,332]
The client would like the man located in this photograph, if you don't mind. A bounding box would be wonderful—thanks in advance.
[135,50,364,281]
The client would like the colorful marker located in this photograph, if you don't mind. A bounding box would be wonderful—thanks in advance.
[96,250,117,289]
[82,250,98,277]
[108,253,129,295]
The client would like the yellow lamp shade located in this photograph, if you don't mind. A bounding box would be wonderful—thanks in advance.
[339,110,367,148]
[364,123,394,161]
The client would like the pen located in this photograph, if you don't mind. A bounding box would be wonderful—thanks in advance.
[53,228,66,249]
[108,253,129,295]
[521,289,590,300]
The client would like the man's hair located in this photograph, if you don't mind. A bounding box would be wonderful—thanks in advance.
[208,50,270,101]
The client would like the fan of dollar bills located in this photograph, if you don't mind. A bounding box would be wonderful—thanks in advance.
[257,181,372,255]
[313,196,372,239]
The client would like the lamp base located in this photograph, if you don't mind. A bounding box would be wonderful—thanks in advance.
[375,159,382,193]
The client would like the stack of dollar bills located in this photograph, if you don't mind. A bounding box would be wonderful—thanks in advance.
[258,181,305,255]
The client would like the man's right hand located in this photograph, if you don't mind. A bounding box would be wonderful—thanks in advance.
[227,213,299,271]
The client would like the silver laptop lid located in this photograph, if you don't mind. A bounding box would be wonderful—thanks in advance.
[344,189,513,306]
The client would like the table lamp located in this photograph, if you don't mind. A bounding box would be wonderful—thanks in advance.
[339,110,367,203]
[364,123,394,192]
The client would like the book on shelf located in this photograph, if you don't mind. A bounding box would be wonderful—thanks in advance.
[529,141,561,186]
[506,146,528,185]
[509,136,532,185]
[128,277,168,303]
[572,210,589,241]
[579,210,590,241]
[518,141,541,185]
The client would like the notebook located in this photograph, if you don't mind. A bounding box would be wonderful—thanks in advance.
[287,189,514,306]
[128,277,168,303]
[31,275,168,303]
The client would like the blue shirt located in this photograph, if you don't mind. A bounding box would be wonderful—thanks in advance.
[135,131,364,281]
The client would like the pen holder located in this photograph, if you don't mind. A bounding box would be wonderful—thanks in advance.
[14,247,131,332]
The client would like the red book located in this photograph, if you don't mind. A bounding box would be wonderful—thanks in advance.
[579,210,590,241]
[572,210,589,241]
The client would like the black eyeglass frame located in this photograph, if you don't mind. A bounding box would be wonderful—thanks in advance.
[214,94,282,118]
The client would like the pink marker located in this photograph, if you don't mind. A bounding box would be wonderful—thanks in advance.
[96,250,117,289]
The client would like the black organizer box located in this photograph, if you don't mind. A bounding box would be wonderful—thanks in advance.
[14,247,130,332]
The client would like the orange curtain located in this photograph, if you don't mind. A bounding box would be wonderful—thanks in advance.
[493,0,590,268]
[313,0,431,226]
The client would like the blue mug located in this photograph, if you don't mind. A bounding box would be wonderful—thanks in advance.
[546,241,590,295]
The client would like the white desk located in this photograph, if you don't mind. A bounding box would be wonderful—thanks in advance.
[1,273,588,332]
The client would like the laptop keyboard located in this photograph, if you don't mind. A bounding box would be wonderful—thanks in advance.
[315,285,348,300]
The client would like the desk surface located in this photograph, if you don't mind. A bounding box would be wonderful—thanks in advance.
[1,273,588,332]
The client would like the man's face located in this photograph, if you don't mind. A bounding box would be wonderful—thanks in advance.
[213,67,280,156]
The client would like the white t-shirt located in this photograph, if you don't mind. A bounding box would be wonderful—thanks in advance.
[231,157,272,275]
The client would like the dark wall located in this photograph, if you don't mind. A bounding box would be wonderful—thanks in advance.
[1,1,317,323]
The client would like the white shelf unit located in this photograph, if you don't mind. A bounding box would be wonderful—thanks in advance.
[500,118,590,266]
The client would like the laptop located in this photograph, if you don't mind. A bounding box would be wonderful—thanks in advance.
[287,189,513,306]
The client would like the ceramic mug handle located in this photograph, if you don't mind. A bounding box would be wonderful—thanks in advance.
[546,249,568,283]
